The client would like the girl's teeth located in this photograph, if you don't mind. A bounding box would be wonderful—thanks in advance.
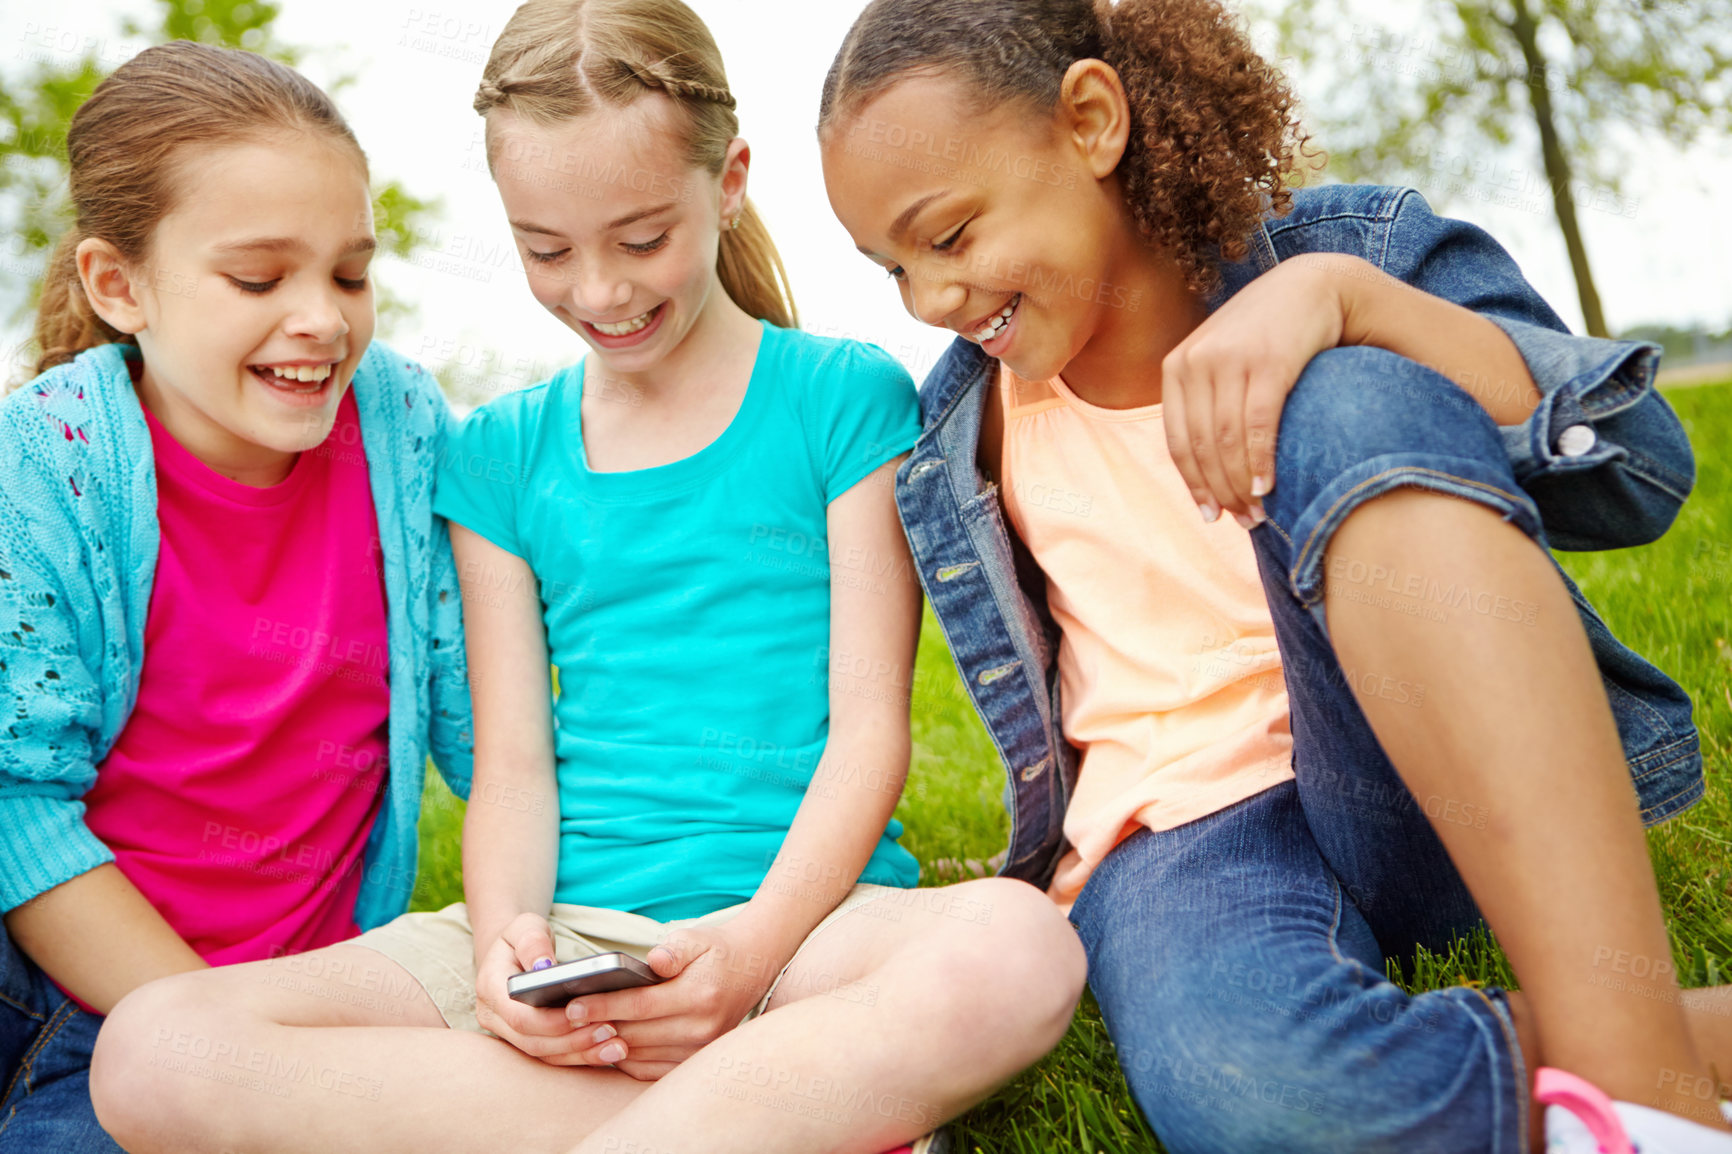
[263,364,332,382]
[974,297,1019,343]
[593,308,656,336]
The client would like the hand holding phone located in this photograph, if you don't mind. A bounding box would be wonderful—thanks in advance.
[472,912,636,1068]
[507,952,664,1008]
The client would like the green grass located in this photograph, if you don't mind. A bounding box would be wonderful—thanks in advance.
[411,380,1732,1152]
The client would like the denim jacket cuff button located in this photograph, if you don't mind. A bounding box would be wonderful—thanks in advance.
[1556,424,1598,458]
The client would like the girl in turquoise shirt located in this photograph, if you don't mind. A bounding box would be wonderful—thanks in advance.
[92,3,1086,1153]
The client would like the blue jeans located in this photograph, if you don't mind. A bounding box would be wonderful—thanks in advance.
[0,916,122,1152]
[1072,347,1552,1154]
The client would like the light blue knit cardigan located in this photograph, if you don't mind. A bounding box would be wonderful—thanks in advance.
[0,341,473,931]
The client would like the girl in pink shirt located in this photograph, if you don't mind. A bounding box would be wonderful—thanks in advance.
[0,42,471,1153]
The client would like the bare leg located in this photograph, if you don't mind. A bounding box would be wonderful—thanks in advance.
[567,878,1086,1154]
[91,943,648,1154]
[1325,490,1726,1130]
[1681,987,1732,1075]
[1510,988,1732,1151]
[93,879,1084,1154]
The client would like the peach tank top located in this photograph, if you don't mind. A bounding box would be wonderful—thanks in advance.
[997,366,1294,908]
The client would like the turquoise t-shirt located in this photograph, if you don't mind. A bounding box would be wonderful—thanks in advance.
[434,321,923,919]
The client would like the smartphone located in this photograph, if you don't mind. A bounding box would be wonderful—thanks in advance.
[506,952,663,1008]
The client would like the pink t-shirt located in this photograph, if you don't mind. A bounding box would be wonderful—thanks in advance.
[82,389,390,967]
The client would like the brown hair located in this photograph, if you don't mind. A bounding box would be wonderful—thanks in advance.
[32,41,368,376]
[473,0,798,329]
[818,0,1314,294]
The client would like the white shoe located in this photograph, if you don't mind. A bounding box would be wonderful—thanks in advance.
[1539,1067,1732,1153]
[877,1128,952,1154]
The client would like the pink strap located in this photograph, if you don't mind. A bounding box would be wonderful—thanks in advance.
[1535,1067,1634,1154]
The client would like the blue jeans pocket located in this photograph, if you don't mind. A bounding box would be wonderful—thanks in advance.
[0,1003,120,1154]
[0,920,121,1154]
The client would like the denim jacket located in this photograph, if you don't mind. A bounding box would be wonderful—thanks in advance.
[894,185,1702,889]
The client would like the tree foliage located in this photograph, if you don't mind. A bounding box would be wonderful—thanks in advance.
[1260,0,1732,335]
[0,0,439,345]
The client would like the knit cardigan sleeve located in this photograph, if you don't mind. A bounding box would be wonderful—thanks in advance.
[0,352,145,911]
[415,367,474,797]
[0,521,115,909]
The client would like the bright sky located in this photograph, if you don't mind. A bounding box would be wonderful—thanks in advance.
[5,0,1731,393]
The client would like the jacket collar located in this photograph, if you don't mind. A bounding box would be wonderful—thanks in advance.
[1211,217,1282,306]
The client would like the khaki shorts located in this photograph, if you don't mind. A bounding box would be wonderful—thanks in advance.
[352,884,894,1033]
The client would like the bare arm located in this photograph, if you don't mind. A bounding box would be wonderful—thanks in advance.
[1326,253,1541,426]
[1162,252,1542,522]
[727,455,923,967]
[455,524,638,1067]
[3,864,206,1014]
[450,523,560,960]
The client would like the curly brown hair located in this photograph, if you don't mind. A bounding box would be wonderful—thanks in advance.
[818,0,1314,295]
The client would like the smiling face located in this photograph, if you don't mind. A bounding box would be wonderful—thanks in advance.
[823,73,1149,384]
[487,96,743,377]
[91,131,377,485]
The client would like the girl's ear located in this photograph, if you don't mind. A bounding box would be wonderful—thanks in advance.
[718,136,752,228]
[1059,59,1131,181]
[76,237,147,335]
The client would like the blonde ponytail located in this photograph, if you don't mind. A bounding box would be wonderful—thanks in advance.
[718,200,797,330]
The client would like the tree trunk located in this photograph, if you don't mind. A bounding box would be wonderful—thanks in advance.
[1507,0,1609,336]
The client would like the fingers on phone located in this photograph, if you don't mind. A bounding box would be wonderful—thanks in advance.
[501,913,558,973]
[568,986,655,1025]
[479,977,579,1040]
[649,929,710,977]
[510,1002,581,1037]
[534,1034,628,1067]
[478,997,568,1049]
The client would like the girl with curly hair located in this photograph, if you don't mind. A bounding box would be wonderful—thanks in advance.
[819,1,1732,1151]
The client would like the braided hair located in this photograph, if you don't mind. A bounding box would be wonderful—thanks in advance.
[473,0,793,327]
[625,63,736,110]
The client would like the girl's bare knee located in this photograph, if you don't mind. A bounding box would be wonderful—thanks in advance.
[928,878,1087,1052]
[91,972,255,1151]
